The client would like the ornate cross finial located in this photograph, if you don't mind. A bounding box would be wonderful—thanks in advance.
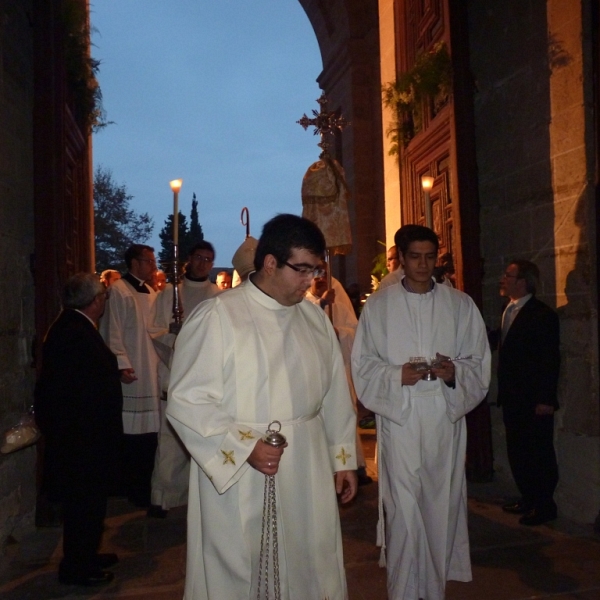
[297,93,350,158]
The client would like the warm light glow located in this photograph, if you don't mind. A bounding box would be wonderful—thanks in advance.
[421,175,434,191]
[170,179,183,193]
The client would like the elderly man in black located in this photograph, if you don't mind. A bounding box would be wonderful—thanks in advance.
[35,273,123,585]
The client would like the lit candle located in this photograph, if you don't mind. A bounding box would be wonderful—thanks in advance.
[170,179,183,246]
[421,175,434,230]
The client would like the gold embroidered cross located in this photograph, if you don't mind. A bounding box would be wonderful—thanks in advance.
[336,448,351,465]
[221,450,236,465]
[238,429,255,441]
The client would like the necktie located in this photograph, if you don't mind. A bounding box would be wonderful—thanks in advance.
[501,302,516,341]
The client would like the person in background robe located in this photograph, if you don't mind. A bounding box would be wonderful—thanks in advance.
[147,241,221,518]
[386,245,400,273]
[150,269,167,292]
[231,235,258,287]
[378,243,404,291]
[35,273,123,586]
[100,269,121,288]
[167,214,358,600]
[306,262,372,486]
[216,270,232,290]
[100,244,160,508]
[352,224,491,600]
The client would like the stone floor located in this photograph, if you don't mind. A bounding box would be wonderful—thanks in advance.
[1,431,600,599]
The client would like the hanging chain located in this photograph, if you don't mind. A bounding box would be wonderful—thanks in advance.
[257,421,286,600]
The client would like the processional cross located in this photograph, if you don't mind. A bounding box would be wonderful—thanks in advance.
[296,92,350,158]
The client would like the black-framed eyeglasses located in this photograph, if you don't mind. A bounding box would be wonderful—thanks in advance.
[190,255,213,263]
[282,261,324,278]
[136,257,157,265]
[502,273,519,279]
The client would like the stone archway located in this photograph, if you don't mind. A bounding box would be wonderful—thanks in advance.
[298,0,385,291]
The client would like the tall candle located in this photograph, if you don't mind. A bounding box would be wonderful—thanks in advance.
[424,191,432,229]
[169,179,183,247]
[173,189,179,246]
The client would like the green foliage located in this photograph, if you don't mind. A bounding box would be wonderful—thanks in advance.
[371,252,388,281]
[62,0,110,132]
[382,41,452,153]
[158,194,205,270]
[94,166,154,272]
[188,194,204,244]
[158,213,190,268]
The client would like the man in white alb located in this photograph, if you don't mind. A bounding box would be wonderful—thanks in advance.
[167,214,357,600]
[305,264,372,485]
[352,224,491,600]
[148,241,221,517]
[100,244,160,508]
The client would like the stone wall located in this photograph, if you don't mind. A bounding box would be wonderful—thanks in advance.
[0,1,37,549]
[469,0,600,521]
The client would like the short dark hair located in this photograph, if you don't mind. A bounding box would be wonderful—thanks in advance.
[188,240,215,260]
[254,214,326,271]
[62,273,104,310]
[124,244,154,269]
[509,259,539,294]
[394,225,439,256]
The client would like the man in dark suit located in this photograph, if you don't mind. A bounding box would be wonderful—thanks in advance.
[34,273,124,585]
[497,260,560,526]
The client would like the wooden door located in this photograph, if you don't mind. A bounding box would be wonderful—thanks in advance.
[393,0,482,304]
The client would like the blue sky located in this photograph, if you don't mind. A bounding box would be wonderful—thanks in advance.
[91,1,323,268]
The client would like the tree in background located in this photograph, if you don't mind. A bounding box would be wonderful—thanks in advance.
[94,166,154,272]
[158,193,204,271]
[187,193,204,244]
[158,212,189,269]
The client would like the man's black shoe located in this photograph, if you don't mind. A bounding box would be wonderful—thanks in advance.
[147,505,169,519]
[519,508,558,526]
[502,500,531,514]
[96,553,119,568]
[58,570,114,586]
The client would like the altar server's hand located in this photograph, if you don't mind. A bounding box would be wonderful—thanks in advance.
[401,363,423,386]
[248,439,288,476]
[431,353,455,383]
[335,470,357,504]
[120,368,137,384]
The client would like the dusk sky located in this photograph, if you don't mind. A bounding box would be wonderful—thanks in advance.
[91,1,323,268]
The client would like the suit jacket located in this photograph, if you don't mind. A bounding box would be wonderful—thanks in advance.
[34,309,124,500]
[497,296,560,412]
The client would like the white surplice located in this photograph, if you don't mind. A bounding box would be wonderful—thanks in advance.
[149,277,221,509]
[351,280,491,600]
[167,278,357,600]
[100,277,160,434]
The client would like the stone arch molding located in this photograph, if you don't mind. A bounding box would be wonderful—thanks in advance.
[296,0,385,290]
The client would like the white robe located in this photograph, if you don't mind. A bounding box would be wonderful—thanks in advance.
[351,280,491,600]
[167,278,357,600]
[378,268,403,291]
[305,291,366,468]
[100,277,160,434]
[149,277,221,509]
[330,276,355,316]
